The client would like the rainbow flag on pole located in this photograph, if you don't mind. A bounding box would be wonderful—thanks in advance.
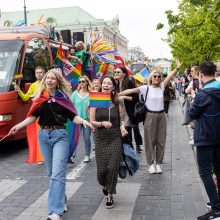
[54,44,82,89]
[89,92,111,108]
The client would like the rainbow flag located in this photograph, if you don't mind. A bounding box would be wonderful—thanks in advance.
[54,44,82,89]
[89,92,111,108]
[14,73,23,79]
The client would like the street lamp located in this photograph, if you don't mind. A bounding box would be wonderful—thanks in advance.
[24,0,27,25]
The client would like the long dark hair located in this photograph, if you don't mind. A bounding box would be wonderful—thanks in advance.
[100,75,119,105]
[117,65,130,91]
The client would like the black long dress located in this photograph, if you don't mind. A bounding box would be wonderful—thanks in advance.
[95,104,122,194]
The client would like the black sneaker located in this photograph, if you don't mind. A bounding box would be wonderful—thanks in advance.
[136,145,142,153]
[197,211,220,220]
[106,196,114,209]
[102,188,108,196]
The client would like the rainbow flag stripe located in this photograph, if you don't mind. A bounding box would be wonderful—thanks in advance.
[89,92,111,108]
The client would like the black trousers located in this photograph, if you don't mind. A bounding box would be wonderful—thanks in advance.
[122,125,143,148]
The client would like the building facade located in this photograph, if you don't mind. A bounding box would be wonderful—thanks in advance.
[128,46,146,62]
[1,6,128,59]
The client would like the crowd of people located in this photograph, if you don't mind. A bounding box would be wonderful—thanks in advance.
[8,39,220,220]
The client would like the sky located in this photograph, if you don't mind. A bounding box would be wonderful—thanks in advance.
[0,0,179,59]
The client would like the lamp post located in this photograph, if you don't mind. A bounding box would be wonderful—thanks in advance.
[24,0,27,25]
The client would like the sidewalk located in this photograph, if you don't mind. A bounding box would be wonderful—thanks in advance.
[0,99,207,220]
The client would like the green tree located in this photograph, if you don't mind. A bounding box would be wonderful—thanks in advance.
[157,0,220,67]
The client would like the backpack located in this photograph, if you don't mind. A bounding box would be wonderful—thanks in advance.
[133,86,149,123]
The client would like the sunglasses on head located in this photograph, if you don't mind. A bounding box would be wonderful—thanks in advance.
[153,75,161,79]
[79,80,86,83]
[114,71,122,74]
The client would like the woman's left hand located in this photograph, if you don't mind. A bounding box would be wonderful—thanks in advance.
[120,127,128,137]
[82,120,95,132]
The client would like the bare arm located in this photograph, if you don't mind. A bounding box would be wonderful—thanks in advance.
[89,107,112,129]
[163,60,182,87]
[73,115,94,130]
[9,116,37,136]
[118,98,128,137]
[118,87,140,96]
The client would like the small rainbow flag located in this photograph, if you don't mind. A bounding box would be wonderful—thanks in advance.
[14,74,23,79]
[89,92,111,108]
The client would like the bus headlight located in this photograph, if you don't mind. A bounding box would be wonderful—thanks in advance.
[0,114,12,121]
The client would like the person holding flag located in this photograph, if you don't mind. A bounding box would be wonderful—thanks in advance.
[8,69,94,220]
[90,76,127,209]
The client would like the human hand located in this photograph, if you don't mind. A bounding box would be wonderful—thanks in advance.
[176,59,182,69]
[82,120,95,132]
[8,125,20,136]
[102,121,112,129]
[120,127,128,137]
[14,85,20,91]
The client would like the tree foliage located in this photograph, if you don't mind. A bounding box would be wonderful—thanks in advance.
[157,0,220,67]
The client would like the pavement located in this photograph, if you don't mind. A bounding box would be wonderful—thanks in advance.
[0,98,208,220]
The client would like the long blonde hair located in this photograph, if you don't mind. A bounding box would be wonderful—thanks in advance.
[33,69,72,100]
[77,76,92,92]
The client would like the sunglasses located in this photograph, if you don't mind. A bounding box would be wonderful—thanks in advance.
[79,80,86,83]
[153,75,161,79]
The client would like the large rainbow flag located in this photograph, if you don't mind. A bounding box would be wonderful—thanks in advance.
[26,90,80,162]
[89,92,110,108]
[54,44,82,89]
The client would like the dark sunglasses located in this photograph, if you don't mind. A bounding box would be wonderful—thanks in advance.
[79,80,86,83]
[153,75,161,79]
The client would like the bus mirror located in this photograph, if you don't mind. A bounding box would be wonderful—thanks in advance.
[24,83,31,93]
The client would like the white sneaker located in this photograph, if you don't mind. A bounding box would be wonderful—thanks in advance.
[188,139,194,145]
[47,213,62,220]
[155,164,162,174]
[148,164,156,174]
[84,155,90,163]
[64,203,67,212]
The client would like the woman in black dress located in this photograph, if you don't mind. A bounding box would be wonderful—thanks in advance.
[90,76,127,209]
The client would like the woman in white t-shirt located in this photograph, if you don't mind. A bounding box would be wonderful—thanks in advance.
[119,61,182,174]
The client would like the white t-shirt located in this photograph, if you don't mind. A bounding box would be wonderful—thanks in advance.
[139,84,165,111]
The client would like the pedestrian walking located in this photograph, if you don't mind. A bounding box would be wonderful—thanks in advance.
[114,65,139,149]
[119,61,182,174]
[189,61,220,220]
[14,66,46,164]
[90,75,127,209]
[70,76,92,163]
[8,69,94,220]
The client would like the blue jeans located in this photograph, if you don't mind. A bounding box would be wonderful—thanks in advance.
[38,128,69,215]
[197,145,220,212]
[79,125,91,156]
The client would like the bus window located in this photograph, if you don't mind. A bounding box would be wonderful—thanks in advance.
[21,38,51,89]
[0,40,23,93]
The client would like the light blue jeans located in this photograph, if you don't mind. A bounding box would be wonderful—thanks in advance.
[79,125,91,156]
[38,128,69,215]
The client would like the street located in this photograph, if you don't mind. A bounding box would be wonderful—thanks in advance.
[0,99,207,220]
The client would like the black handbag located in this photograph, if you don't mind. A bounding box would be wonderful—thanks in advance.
[134,86,149,123]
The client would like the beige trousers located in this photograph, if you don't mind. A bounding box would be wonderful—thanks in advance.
[144,112,166,165]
